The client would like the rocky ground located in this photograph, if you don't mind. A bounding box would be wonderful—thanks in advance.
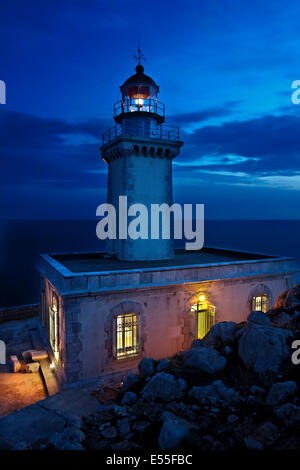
[1,286,300,451]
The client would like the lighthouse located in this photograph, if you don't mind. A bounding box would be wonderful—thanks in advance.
[101,52,183,260]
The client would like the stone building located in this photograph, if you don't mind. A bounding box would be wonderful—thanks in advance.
[37,61,296,386]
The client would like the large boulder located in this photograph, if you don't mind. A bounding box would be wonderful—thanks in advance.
[121,392,137,406]
[248,311,270,326]
[47,429,85,450]
[189,380,240,407]
[157,358,170,372]
[275,403,300,428]
[269,311,291,329]
[238,322,292,385]
[202,321,238,348]
[274,286,300,310]
[141,372,187,402]
[121,374,141,394]
[183,347,226,376]
[138,358,155,379]
[245,421,280,450]
[267,381,298,408]
[158,411,199,449]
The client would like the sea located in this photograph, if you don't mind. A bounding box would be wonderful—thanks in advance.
[0,219,299,309]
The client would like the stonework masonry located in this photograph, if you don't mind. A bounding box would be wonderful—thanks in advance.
[37,250,296,386]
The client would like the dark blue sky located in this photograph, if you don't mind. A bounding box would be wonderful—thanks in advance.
[1,0,300,219]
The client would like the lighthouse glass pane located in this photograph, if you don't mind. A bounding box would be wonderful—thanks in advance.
[116,313,139,358]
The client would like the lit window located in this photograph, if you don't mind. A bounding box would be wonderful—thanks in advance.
[116,313,141,359]
[191,299,216,340]
[49,294,59,359]
[252,294,269,313]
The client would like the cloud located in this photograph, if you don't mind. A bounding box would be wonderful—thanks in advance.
[169,101,241,126]
[0,108,108,189]
[180,113,300,176]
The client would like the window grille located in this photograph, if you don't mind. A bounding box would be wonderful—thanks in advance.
[116,313,141,358]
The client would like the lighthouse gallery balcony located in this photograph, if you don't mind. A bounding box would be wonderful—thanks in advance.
[102,121,180,146]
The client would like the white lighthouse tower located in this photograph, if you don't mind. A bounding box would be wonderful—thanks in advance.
[101,51,183,260]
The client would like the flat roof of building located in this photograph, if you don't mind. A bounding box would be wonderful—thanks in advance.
[51,247,276,274]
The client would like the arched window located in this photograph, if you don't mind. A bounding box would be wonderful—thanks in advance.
[49,292,59,359]
[191,297,216,340]
[116,312,141,359]
[252,294,269,313]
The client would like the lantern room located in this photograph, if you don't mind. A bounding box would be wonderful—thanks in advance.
[114,64,165,124]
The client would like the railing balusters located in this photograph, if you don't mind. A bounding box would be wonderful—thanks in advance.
[102,121,180,145]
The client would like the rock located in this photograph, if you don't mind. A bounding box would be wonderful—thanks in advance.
[138,358,155,379]
[267,381,298,408]
[111,405,128,417]
[202,321,238,348]
[21,350,36,361]
[10,355,21,373]
[132,420,151,433]
[121,373,140,394]
[158,411,199,449]
[31,350,48,361]
[274,287,300,310]
[101,425,118,440]
[234,417,256,441]
[157,358,170,372]
[228,414,239,425]
[223,346,232,356]
[270,312,291,328]
[275,403,300,428]
[189,380,240,407]
[141,372,187,402]
[238,323,292,385]
[0,439,14,450]
[121,391,137,406]
[67,415,82,429]
[248,310,270,326]
[248,421,280,449]
[98,422,111,432]
[244,436,263,450]
[111,440,139,450]
[250,385,266,397]
[183,347,226,376]
[26,362,40,373]
[131,401,165,422]
[12,441,30,450]
[48,429,85,450]
[285,295,300,310]
[117,418,130,437]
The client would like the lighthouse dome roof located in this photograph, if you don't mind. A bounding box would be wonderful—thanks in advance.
[120,64,159,92]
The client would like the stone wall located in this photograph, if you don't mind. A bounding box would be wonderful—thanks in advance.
[59,271,293,384]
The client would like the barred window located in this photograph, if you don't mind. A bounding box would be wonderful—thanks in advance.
[191,300,216,340]
[252,294,269,313]
[116,313,141,359]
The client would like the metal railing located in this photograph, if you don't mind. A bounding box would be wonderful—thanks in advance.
[114,98,165,120]
[102,121,180,146]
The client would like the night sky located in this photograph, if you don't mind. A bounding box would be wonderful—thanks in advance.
[1,0,300,220]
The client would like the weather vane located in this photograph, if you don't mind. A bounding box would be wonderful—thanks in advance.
[133,41,146,65]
